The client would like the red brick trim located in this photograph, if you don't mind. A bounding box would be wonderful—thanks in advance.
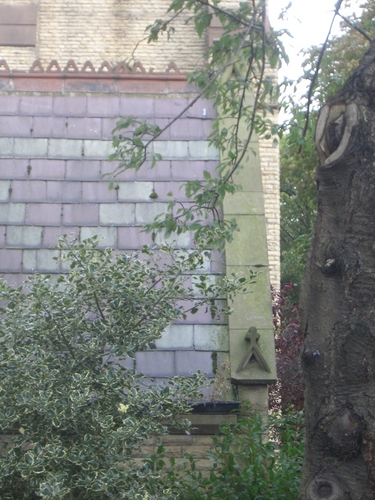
[0,60,195,94]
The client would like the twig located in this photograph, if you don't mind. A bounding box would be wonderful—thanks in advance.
[299,0,344,152]
[337,13,372,42]
[131,7,186,62]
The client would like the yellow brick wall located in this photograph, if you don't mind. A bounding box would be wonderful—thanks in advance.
[0,0,266,73]
[0,0,206,71]
[260,134,280,288]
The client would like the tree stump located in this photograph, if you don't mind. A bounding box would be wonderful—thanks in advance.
[300,40,375,499]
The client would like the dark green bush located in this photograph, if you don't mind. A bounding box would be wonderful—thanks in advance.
[153,409,304,500]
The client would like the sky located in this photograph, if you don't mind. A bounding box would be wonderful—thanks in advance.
[268,0,365,81]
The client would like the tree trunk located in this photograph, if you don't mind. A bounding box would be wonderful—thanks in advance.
[299,41,375,499]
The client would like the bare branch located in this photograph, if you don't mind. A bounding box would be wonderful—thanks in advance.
[299,0,344,152]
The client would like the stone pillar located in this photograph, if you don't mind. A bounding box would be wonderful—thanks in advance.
[221,67,277,414]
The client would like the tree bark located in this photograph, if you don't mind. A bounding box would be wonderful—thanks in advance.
[300,40,375,499]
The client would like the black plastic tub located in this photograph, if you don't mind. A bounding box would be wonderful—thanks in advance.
[190,401,241,414]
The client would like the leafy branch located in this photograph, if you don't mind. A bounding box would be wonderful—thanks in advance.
[107,0,286,250]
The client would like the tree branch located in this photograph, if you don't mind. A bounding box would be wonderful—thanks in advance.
[337,13,372,42]
[299,0,344,152]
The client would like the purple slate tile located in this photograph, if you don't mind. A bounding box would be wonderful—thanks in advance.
[42,226,79,247]
[117,226,153,249]
[0,159,30,180]
[153,181,188,202]
[53,96,87,117]
[87,96,120,117]
[66,160,101,180]
[210,250,225,274]
[81,182,117,203]
[135,161,171,181]
[0,249,22,272]
[169,118,206,141]
[101,117,119,140]
[19,96,53,116]
[0,116,33,137]
[175,351,214,377]
[171,160,217,181]
[0,225,5,247]
[135,351,175,377]
[11,181,47,202]
[66,117,101,140]
[174,300,226,325]
[28,159,65,180]
[154,98,189,118]
[26,203,62,226]
[0,95,20,115]
[187,99,216,119]
[46,181,82,202]
[101,161,136,181]
[32,116,68,138]
[120,97,154,118]
[62,204,99,226]
[170,160,205,181]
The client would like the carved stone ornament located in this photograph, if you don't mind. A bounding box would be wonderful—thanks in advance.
[235,326,271,373]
